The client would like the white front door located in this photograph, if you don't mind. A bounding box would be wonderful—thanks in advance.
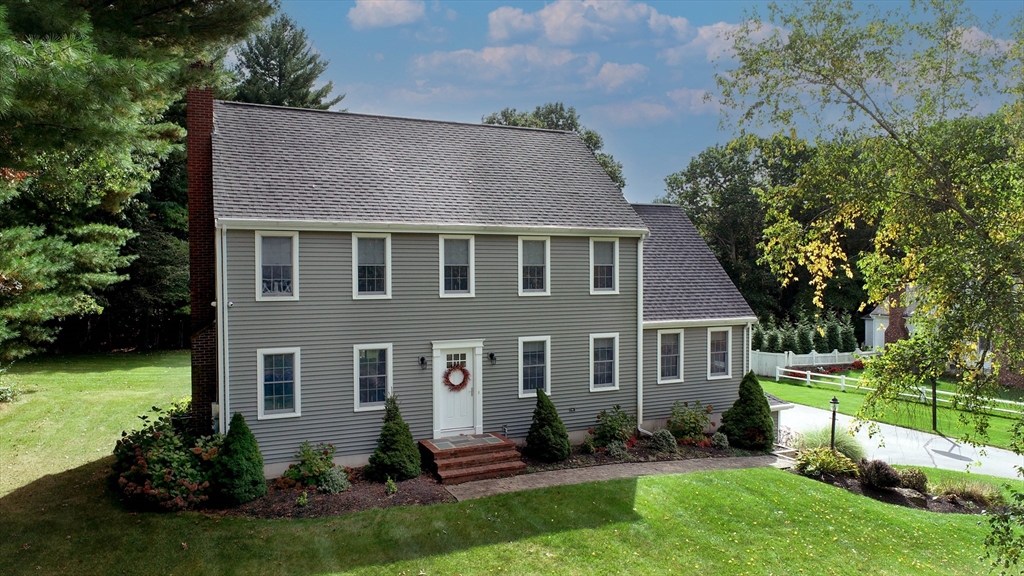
[432,339,484,437]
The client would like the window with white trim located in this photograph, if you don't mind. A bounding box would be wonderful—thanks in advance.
[590,333,619,391]
[354,344,392,411]
[518,336,551,397]
[708,328,732,379]
[257,348,300,419]
[658,330,683,383]
[590,238,618,294]
[518,237,550,296]
[440,235,474,297]
[353,234,391,299]
[256,231,298,300]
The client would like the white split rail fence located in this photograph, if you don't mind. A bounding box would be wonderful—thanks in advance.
[774,366,1024,418]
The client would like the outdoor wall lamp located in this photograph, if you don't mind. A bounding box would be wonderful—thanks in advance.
[418,356,427,369]
[830,396,840,450]
[489,352,497,365]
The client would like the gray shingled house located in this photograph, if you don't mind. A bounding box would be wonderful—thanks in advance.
[186,89,756,478]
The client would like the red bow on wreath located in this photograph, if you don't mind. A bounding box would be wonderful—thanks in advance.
[443,364,470,392]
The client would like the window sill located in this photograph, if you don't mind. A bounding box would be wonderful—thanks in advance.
[589,385,620,393]
[354,404,386,413]
[258,411,301,421]
[256,294,300,302]
[353,294,391,300]
[707,374,732,381]
[518,291,550,297]
[440,292,475,299]
[589,289,620,296]
[518,389,551,399]
[657,377,685,385]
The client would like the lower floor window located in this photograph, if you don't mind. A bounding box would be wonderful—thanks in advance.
[258,348,300,419]
[519,336,550,396]
[355,344,392,410]
[591,333,618,390]
[709,328,731,378]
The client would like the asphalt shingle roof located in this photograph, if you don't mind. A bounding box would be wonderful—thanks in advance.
[633,204,755,322]
[211,101,647,231]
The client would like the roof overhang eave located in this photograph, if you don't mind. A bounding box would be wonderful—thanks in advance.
[215,217,649,238]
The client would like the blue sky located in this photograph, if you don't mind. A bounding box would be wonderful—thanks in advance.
[280,0,1019,203]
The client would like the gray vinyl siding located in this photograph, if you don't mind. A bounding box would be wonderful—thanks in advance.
[225,230,639,463]
[642,326,746,420]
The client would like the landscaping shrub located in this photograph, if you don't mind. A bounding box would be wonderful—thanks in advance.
[812,327,829,353]
[580,435,596,454]
[719,372,775,451]
[215,412,267,506]
[826,322,842,353]
[711,432,729,450]
[840,326,857,352]
[934,478,1005,507]
[593,405,634,447]
[751,324,764,351]
[899,467,929,494]
[795,447,859,477]
[0,367,20,403]
[666,400,711,440]
[781,329,798,354]
[764,330,782,353]
[282,441,337,488]
[650,428,678,453]
[365,396,421,482]
[796,325,814,355]
[606,440,630,459]
[113,403,222,511]
[317,466,351,494]
[796,425,865,461]
[851,359,865,370]
[525,389,571,462]
[859,459,901,489]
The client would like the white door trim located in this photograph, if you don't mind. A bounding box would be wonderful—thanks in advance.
[432,339,485,438]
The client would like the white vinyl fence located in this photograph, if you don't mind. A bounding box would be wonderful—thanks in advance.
[750,349,879,377]
[775,367,1024,418]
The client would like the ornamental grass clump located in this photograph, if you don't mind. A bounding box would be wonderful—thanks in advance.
[794,447,858,478]
[719,372,775,451]
[796,425,865,461]
[365,396,421,482]
[525,389,571,463]
[215,412,267,506]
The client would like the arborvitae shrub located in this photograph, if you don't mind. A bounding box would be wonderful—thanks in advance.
[765,330,782,353]
[812,326,829,353]
[781,328,798,353]
[719,372,775,451]
[859,459,901,489]
[826,322,842,353]
[751,324,764,351]
[650,428,678,453]
[525,390,571,462]
[216,412,267,506]
[840,327,857,352]
[365,396,421,482]
[796,326,814,355]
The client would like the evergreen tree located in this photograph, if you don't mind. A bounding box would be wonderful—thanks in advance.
[216,412,267,505]
[483,103,625,190]
[525,390,571,463]
[719,371,775,451]
[233,15,344,109]
[365,396,421,482]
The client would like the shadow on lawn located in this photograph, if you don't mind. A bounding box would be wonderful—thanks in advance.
[0,457,644,575]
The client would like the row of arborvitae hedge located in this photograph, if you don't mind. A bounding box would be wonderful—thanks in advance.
[524,371,777,462]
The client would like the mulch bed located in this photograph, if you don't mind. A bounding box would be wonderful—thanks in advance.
[797,470,1004,515]
[521,436,747,473]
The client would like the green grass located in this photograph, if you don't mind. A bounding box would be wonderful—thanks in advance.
[0,462,993,575]
[762,378,1020,451]
[0,351,190,495]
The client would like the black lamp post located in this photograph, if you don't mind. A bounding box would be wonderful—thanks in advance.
[830,396,839,451]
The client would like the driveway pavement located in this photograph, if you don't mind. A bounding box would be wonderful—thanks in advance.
[781,403,1024,480]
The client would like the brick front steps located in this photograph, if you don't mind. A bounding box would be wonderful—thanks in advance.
[420,433,526,485]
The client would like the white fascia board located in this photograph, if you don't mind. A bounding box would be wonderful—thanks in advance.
[643,317,758,329]
[216,217,648,238]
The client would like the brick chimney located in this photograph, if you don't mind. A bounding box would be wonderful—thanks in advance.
[187,87,218,433]
[884,289,909,345]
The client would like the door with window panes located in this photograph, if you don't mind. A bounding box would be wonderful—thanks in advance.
[438,348,474,433]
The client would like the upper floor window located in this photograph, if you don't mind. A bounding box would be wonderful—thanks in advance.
[518,336,551,397]
[258,347,301,419]
[354,344,392,411]
[590,333,619,391]
[658,329,683,384]
[519,236,550,296]
[708,327,732,379]
[256,231,298,300]
[440,235,474,297]
[353,234,391,299]
[590,238,618,294]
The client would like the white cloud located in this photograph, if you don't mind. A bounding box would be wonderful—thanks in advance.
[487,0,689,45]
[590,100,675,126]
[348,0,426,30]
[414,44,600,83]
[588,62,648,92]
[666,88,721,114]
[956,26,1014,54]
[661,20,780,65]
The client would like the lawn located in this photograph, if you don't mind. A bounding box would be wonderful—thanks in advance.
[0,351,190,495]
[761,378,1021,451]
[0,353,1005,575]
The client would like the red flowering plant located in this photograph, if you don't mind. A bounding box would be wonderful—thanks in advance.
[851,359,865,370]
[666,400,712,441]
[281,441,337,489]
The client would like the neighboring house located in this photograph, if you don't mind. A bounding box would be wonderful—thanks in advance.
[186,88,756,475]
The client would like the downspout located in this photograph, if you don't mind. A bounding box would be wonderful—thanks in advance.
[215,225,226,434]
[745,321,752,374]
[637,234,652,436]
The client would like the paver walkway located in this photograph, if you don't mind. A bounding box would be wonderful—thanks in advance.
[446,454,779,501]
